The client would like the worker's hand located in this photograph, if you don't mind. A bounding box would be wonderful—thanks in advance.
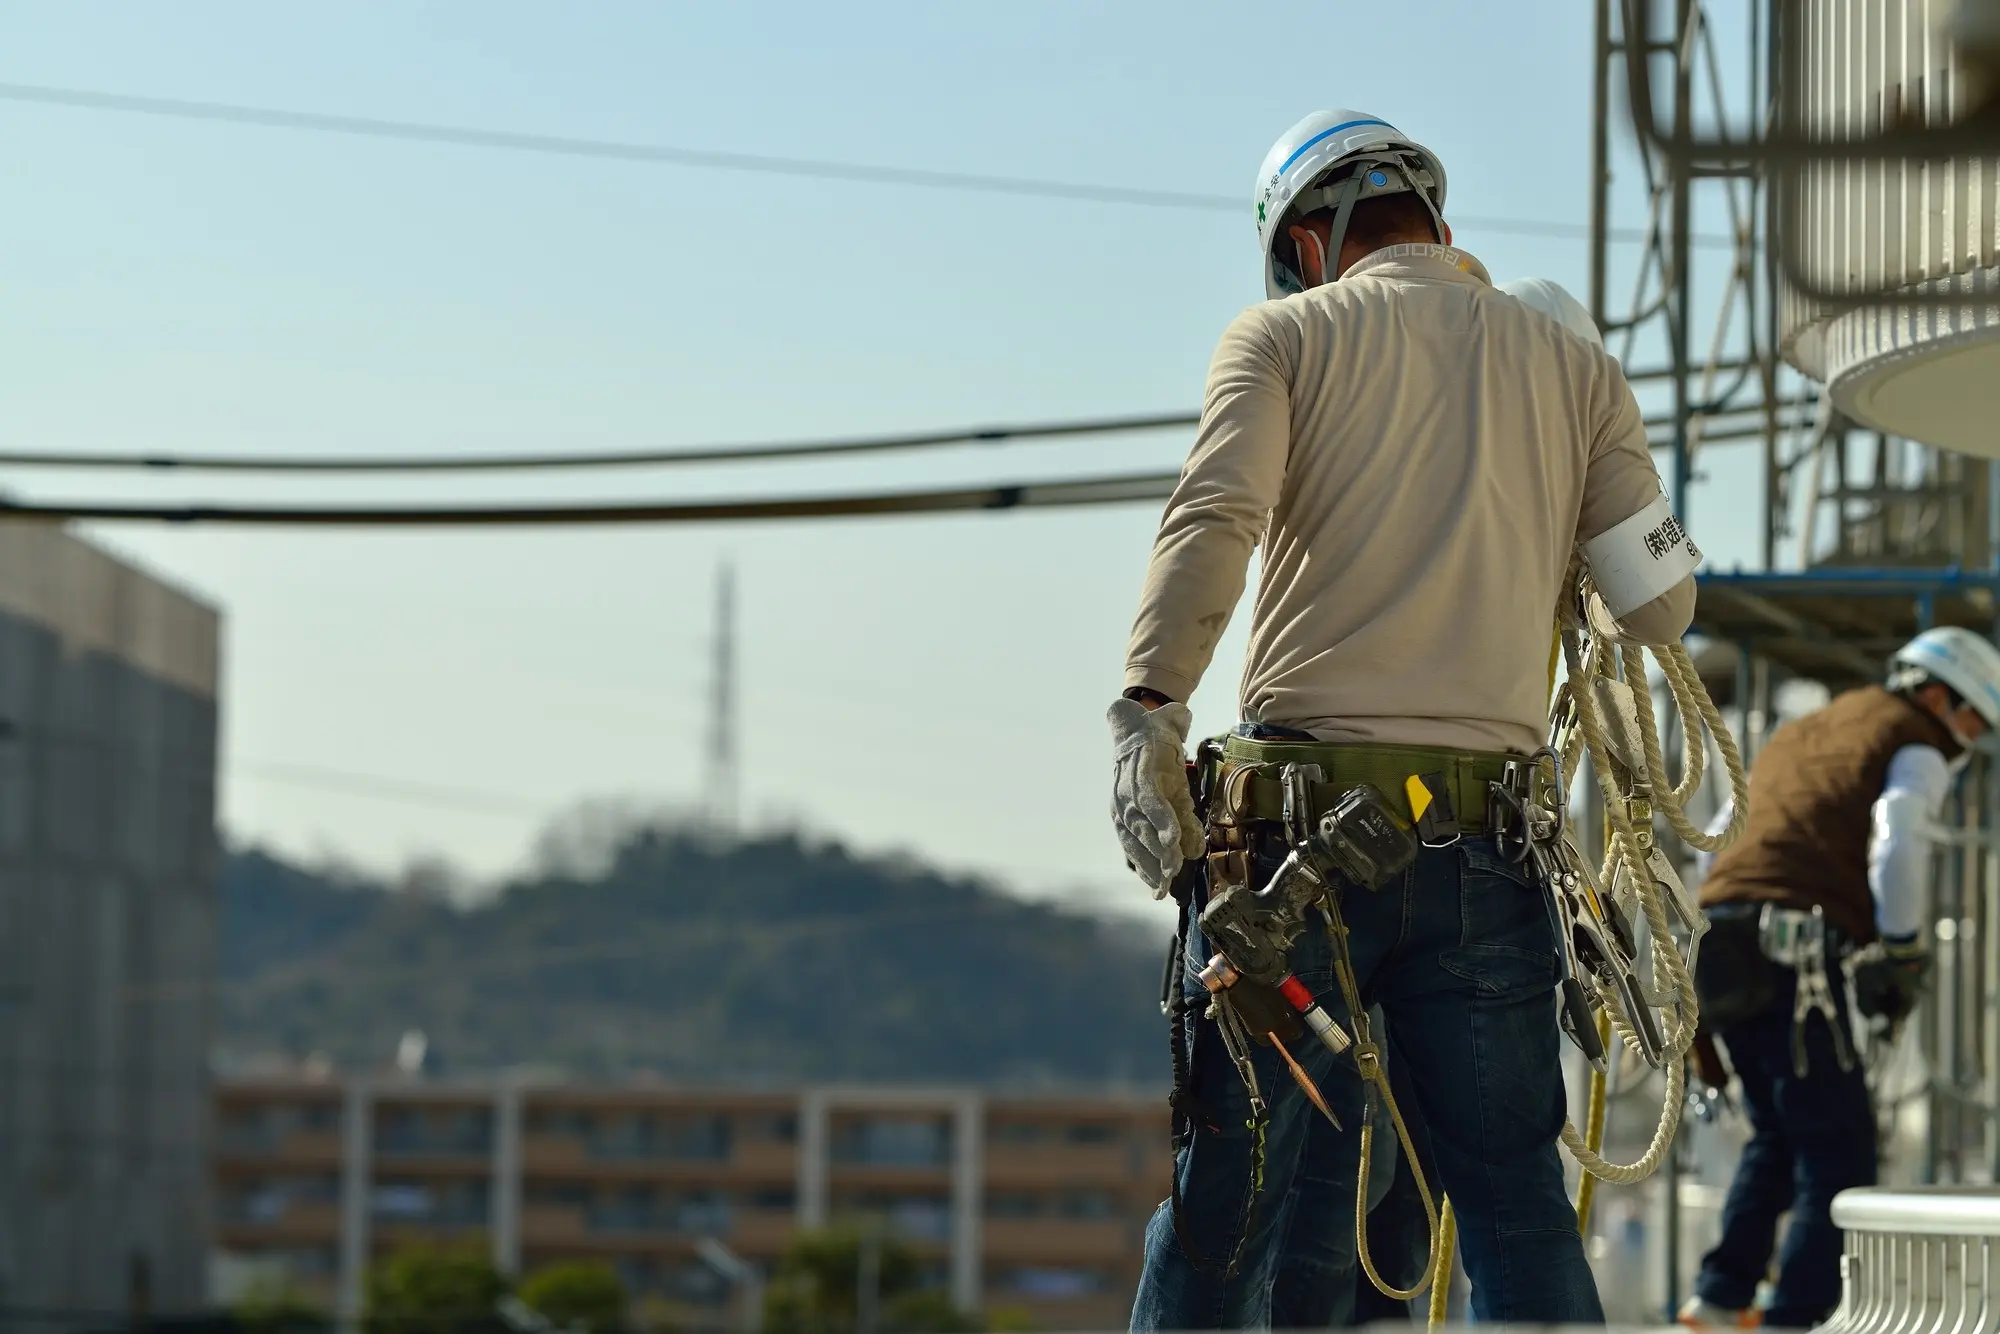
[1107,697,1204,896]
[1850,938,1932,1023]
[1687,1032,1734,1123]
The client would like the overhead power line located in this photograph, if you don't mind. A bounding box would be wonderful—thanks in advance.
[0,395,1767,484]
[237,759,552,816]
[0,470,1180,526]
[0,410,1197,474]
[0,81,1734,247]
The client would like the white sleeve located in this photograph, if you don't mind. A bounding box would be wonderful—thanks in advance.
[1869,744,1953,939]
[1693,800,1732,886]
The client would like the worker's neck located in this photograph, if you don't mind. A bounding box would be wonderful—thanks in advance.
[1338,235,1436,276]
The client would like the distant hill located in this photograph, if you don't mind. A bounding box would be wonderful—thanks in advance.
[217,825,1171,1089]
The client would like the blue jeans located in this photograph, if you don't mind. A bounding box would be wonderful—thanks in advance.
[1694,965,1876,1327]
[1131,827,1602,1327]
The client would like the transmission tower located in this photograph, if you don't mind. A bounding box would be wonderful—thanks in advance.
[708,560,739,832]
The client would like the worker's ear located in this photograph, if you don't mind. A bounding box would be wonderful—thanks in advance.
[1441,220,1454,246]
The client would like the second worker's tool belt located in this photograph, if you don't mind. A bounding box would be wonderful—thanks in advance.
[1211,735,1526,839]
[1703,901,1860,1077]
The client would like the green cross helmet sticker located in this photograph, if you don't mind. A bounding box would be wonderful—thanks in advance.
[1257,201,1266,223]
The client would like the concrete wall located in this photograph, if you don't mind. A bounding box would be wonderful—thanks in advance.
[0,520,222,1320]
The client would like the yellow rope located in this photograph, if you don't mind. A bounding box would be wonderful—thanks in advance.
[1426,1201,1457,1327]
[1574,1010,1614,1235]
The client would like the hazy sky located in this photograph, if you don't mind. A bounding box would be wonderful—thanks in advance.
[0,1,1775,926]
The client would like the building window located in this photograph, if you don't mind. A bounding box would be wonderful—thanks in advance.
[1059,1190,1116,1220]
[529,1108,595,1139]
[526,1181,592,1210]
[371,1183,434,1221]
[585,1187,733,1236]
[999,1267,1107,1298]
[1065,1123,1119,1145]
[217,1102,343,1154]
[375,1106,493,1157]
[300,1102,341,1133]
[987,1121,1044,1146]
[749,1188,796,1211]
[587,1112,731,1163]
[985,1193,1042,1219]
[223,1175,339,1224]
[371,1178,489,1227]
[744,1112,798,1143]
[834,1193,952,1242]
[832,1116,952,1167]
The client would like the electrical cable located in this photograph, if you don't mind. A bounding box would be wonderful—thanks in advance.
[0,402,1795,476]
[0,411,1199,474]
[0,470,1180,526]
[0,81,1737,247]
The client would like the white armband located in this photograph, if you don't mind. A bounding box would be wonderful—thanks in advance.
[1581,493,1704,618]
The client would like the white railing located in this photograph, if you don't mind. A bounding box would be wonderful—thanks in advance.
[1819,1188,2000,1333]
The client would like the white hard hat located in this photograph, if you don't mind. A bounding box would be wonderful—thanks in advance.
[1891,626,2000,731]
[1498,277,1603,348]
[1254,110,1447,300]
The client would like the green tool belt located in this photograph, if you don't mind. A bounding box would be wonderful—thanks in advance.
[1211,735,1528,836]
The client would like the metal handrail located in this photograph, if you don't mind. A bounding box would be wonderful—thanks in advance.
[1821,1190,2000,1334]
[1835,1191,2000,1239]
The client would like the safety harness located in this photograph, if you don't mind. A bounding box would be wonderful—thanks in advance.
[1159,568,1751,1319]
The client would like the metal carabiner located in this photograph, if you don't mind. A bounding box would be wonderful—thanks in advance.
[1488,779,1535,865]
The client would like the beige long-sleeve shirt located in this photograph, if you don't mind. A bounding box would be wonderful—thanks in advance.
[1123,244,1696,755]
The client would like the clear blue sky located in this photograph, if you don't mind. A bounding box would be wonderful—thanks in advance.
[0,1,1773,922]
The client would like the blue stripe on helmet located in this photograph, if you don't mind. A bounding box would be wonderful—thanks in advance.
[1278,119,1398,176]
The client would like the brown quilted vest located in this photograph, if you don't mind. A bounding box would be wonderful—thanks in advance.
[1699,685,1960,944]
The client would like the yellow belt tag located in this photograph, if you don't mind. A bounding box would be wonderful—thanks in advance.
[1406,771,1461,844]
[1405,774,1434,823]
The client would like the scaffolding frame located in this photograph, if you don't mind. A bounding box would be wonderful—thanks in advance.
[1585,0,2000,1312]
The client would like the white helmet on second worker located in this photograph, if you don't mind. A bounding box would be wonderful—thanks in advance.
[1254,110,1448,300]
[1890,626,2000,737]
[1498,277,1603,348]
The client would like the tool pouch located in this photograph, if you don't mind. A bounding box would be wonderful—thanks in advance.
[1310,785,1419,890]
[1225,976,1307,1048]
[1694,909,1779,1029]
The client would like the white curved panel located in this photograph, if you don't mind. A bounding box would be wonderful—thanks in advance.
[1778,0,2000,456]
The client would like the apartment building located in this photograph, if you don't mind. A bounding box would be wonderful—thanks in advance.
[212,1077,1170,1331]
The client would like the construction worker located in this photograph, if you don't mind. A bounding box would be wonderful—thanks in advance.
[1109,108,1699,1327]
[1682,627,2000,1330]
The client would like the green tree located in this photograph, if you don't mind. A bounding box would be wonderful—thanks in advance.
[365,1242,511,1334]
[235,1277,332,1334]
[518,1260,629,1333]
[881,1289,981,1334]
[763,1227,981,1334]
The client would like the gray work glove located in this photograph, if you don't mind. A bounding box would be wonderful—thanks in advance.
[1106,697,1205,897]
[1850,938,1931,1024]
